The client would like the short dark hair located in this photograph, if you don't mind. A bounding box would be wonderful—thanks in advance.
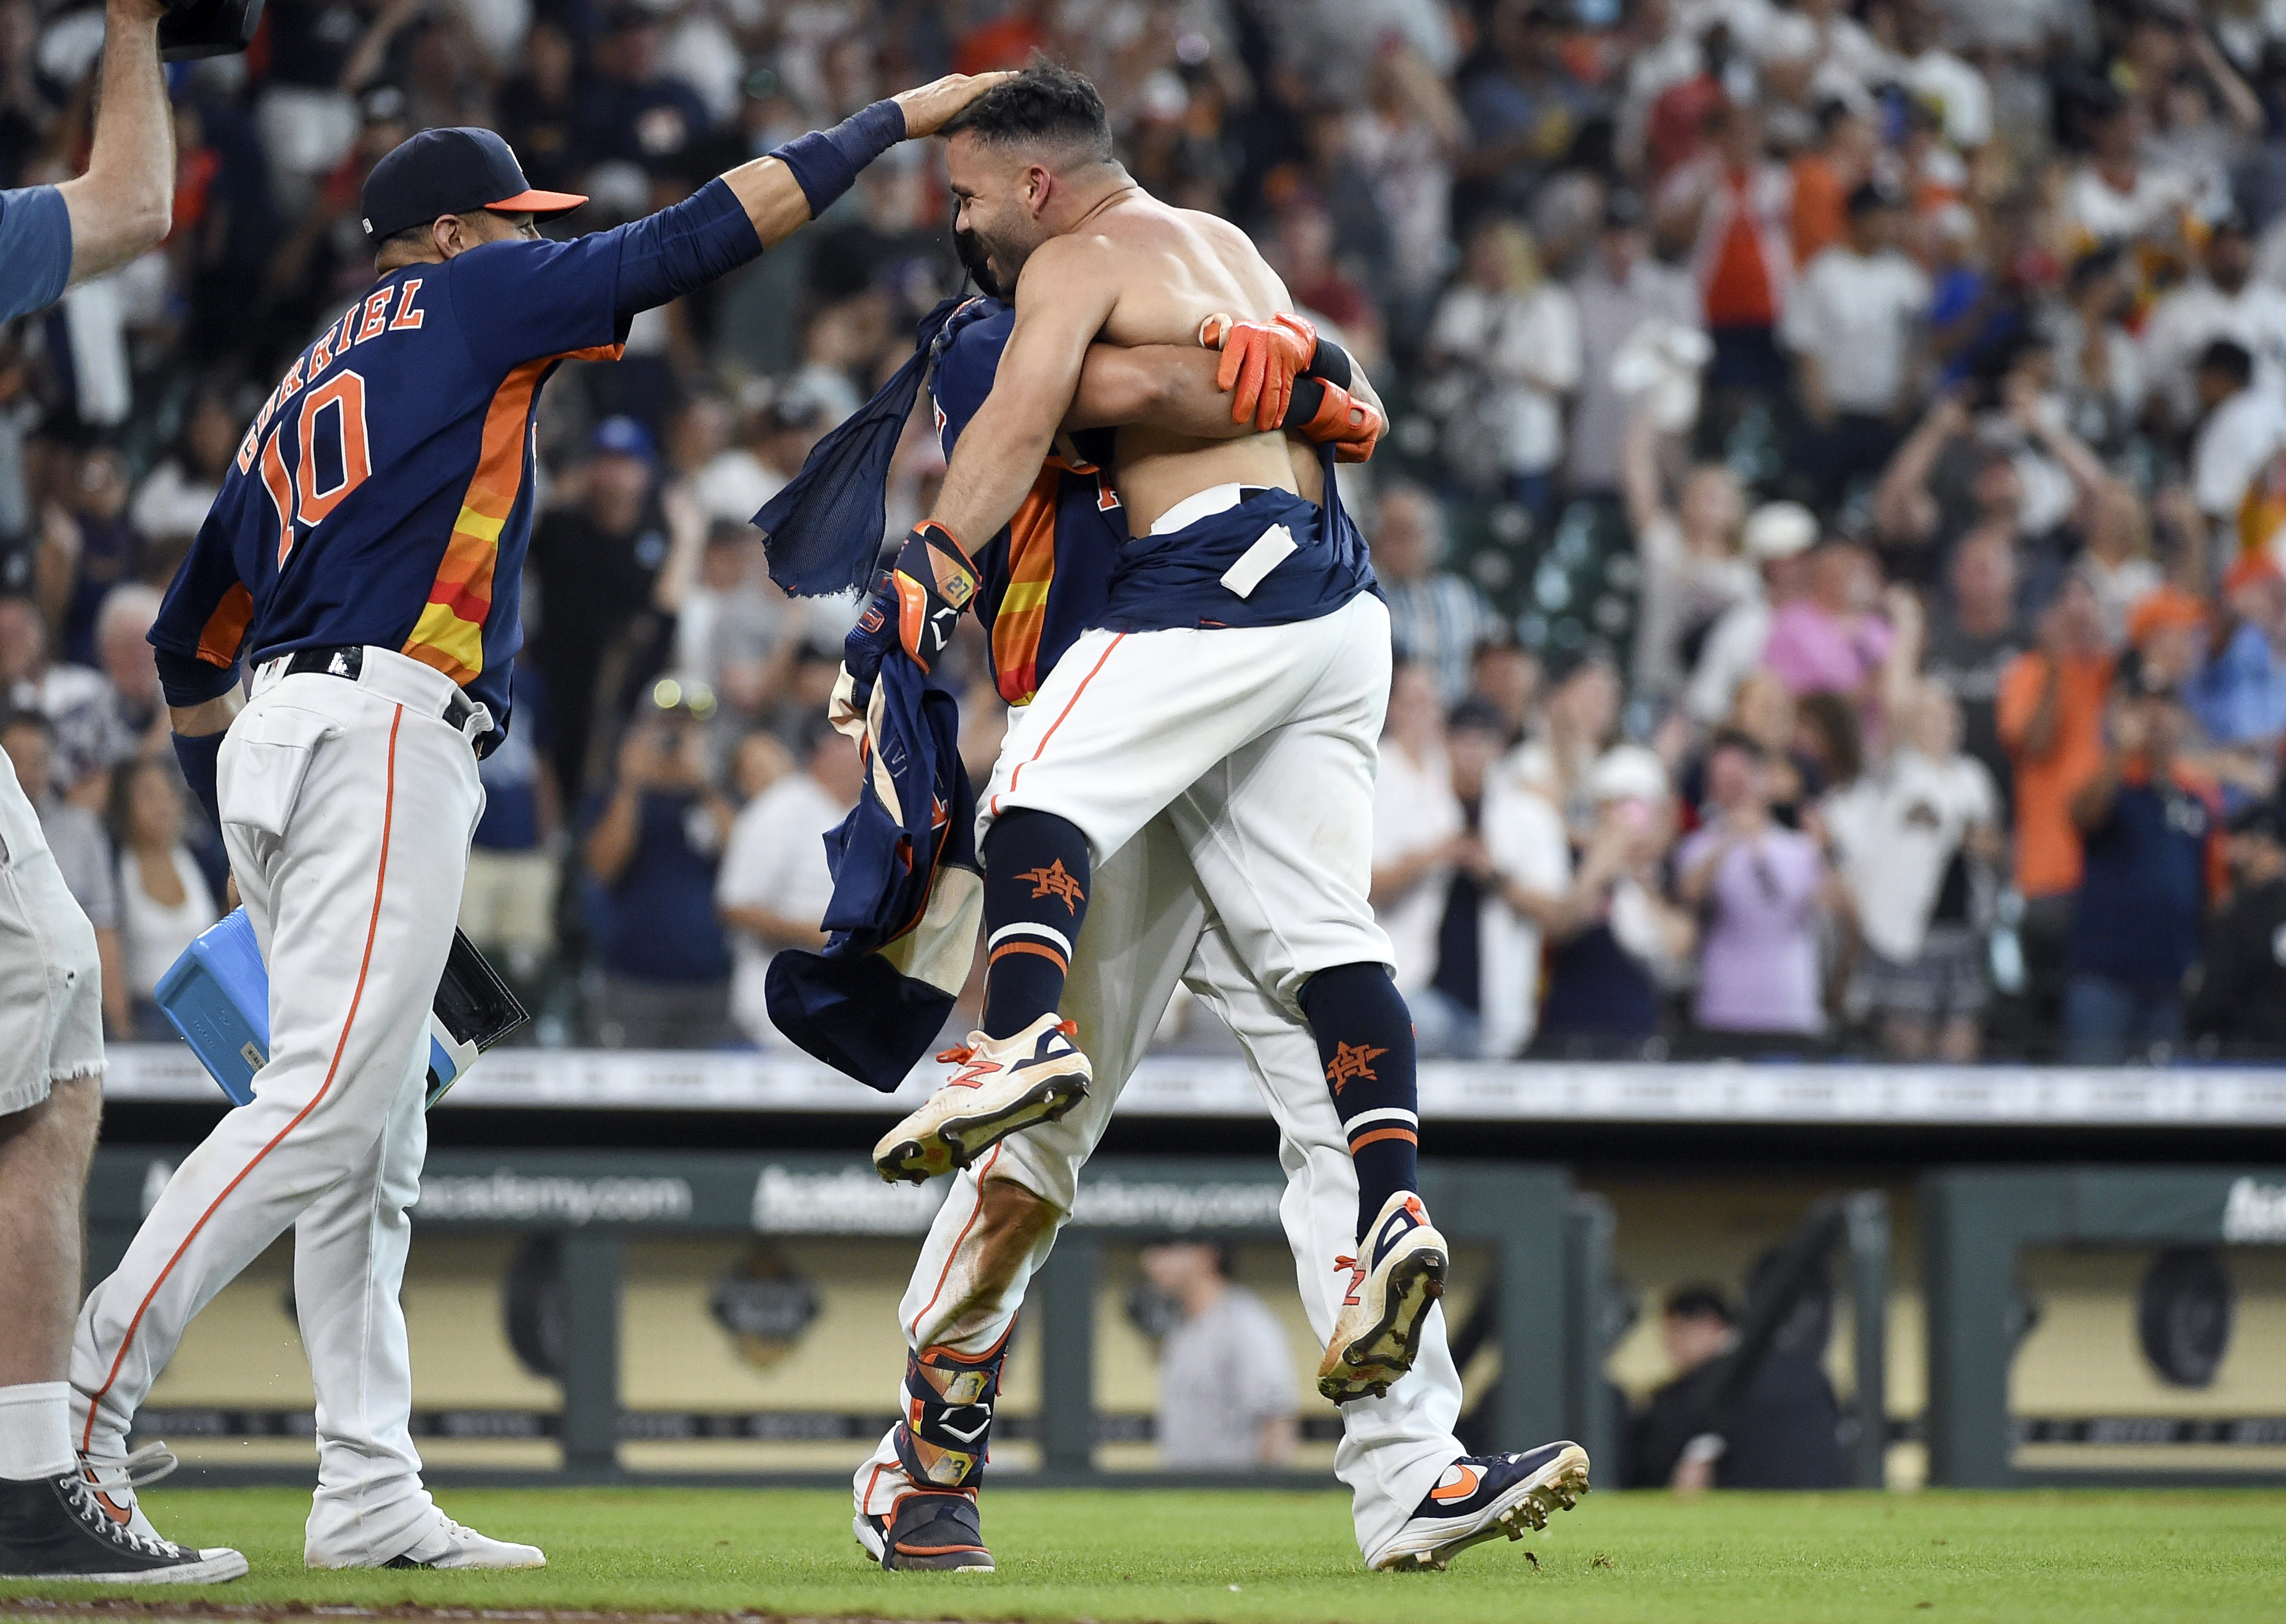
[940,61,1114,166]
[1664,1284,1733,1324]
[2199,338,2254,386]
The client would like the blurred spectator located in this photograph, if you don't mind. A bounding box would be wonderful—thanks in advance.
[1513,649,1622,837]
[1373,483,1500,707]
[2140,215,2286,433]
[532,417,672,799]
[1684,500,1817,726]
[130,387,242,555]
[1420,699,1513,1055]
[1998,575,2112,1023]
[718,721,859,1050]
[107,756,218,1040]
[2185,800,2286,1055]
[1788,100,1876,266]
[2191,340,2286,547]
[460,651,561,994]
[1459,0,1599,221]
[1656,101,1793,405]
[1566,187,1701,498]
[2044,248,2145,459]
[1468,637,1541,746]
[1780,183,1929,509]
[1625,408,1752,704]
[2062,656,2222,1061]
[2186,557,2286,762]
[0,710,124,1034]
[1922,529,2031,817]
[1676,732,1837,1048]
[1533,745,1694,1057]
[578,4,711,177]
[1372,661,1464,1036]
[1760,539,1894,704]
[1627,1281,1848,1492]
[1138,1240,1297,1471]
[1422,216,1579,517]
[581,684,735,1049]
[1829,681,2002,1060]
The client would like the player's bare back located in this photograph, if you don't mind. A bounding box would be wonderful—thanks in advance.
[1029,193,1301,533]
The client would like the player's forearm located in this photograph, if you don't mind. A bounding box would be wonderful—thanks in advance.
[60,0,172,286]
[1066,345,1251,438]
[169,692,242,739]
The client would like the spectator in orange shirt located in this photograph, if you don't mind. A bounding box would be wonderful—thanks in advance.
[1995,575,2112,1038]
[1789,99,1874,266]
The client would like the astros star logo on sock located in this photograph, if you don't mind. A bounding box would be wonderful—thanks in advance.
[1019,859,1086,912]
[1325,1040,1387,1093]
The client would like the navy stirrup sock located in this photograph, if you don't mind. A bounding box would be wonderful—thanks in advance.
[979,811,1092,1040]
[1299,963,1421,1242]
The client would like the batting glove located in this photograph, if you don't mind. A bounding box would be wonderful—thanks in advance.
[1294,380,1385,463]
[1198,310,1319,433]
[889,520,978,673]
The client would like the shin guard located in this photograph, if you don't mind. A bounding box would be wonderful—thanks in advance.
[890,1336,1010,1491]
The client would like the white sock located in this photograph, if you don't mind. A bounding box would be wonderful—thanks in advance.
[0,1383,74,1480]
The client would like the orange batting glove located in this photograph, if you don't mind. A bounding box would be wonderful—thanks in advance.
[1295,380,1385,463]
[1198,309,1319,432]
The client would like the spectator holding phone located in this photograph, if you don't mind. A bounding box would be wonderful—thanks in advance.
[2062,654,2223,1062]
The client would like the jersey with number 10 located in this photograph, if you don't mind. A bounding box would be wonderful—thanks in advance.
[148,231,650,738]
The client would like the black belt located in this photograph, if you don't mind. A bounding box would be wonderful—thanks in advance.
[279,644,484,749]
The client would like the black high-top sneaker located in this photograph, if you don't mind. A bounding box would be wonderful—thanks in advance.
[0,1471,247,1582]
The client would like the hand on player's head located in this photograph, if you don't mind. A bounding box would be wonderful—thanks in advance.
[894,71,1018,139]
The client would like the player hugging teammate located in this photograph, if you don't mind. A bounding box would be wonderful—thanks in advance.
[762,65,1591,1575]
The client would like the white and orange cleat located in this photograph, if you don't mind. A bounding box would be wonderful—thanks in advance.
[1319,1190,1449,1402]
[1367,1444,1591,1571]
[872,1013,1091,1184]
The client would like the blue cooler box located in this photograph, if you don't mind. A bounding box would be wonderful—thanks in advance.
[155,908,480,1108]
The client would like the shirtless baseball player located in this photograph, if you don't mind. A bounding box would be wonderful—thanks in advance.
[844,275,1586,1572]
[65,74,1004,1573]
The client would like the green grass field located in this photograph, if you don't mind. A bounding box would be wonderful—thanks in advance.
[1,1486,2282,1623]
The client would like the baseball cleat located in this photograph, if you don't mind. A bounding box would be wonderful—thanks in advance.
[864,1492,994,1571]
[873,1014,1091,1184]
[0,1471,248,1583]
[1369,1443,1592,1571]
[1319,1191,1448,1402]
[373,1516,545,1570]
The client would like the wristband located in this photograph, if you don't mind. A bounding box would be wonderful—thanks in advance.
[770,98,906,218]
[1282,374,1328,430]
[1306,336,1353,390]
[172,729,224,834]
[153,644,240,709]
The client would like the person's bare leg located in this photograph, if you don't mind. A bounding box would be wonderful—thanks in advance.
[0,1077,101,1478]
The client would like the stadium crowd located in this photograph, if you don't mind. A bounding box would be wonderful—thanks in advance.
[12,0,2286,1062]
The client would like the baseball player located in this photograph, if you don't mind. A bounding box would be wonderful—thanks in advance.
[0,0,257,1585]
[865,67,1550,1464]
[842,294,1586,1574]
[66,77,1004,1571]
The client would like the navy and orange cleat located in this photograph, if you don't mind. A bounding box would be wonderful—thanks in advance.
[855,1492,995,1572]
[1318,1190,1449,1402]
[1367,1444,1591,1571]
[872,1013,1091,1184]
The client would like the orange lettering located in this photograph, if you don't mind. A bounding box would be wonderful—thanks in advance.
[359,288,393,343]
[388,278,425,330]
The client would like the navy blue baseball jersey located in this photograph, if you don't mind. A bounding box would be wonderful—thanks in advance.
[930,298,1124,705]
[149,177,763,738]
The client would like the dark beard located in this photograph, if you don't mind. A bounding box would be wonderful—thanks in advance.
[954,226,1008,301]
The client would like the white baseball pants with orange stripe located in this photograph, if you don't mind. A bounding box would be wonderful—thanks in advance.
[72,649,483,1567]
[977,588,1397,1013]
[854,816,1465,1562]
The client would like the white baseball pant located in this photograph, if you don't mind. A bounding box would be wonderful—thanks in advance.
[0,750,105,1116]
[979,580,1398,1013]
[854,816,1465,1562]
[72,646,485,1567]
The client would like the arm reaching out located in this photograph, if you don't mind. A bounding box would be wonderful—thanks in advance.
[59,0,173,286]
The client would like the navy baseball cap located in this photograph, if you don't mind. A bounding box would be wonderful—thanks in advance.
[360,127,587,242]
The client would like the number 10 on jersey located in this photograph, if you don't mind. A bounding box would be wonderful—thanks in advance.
[256,369,373,565]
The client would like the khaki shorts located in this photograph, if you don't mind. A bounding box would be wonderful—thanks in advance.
[0,765,105,1115]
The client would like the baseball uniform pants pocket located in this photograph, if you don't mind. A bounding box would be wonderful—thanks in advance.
[220,704,341,838]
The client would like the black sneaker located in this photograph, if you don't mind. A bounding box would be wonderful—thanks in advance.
[0,1472,247,1582]
[861,1491,994,1571]
[1367,1442,1591,1571]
